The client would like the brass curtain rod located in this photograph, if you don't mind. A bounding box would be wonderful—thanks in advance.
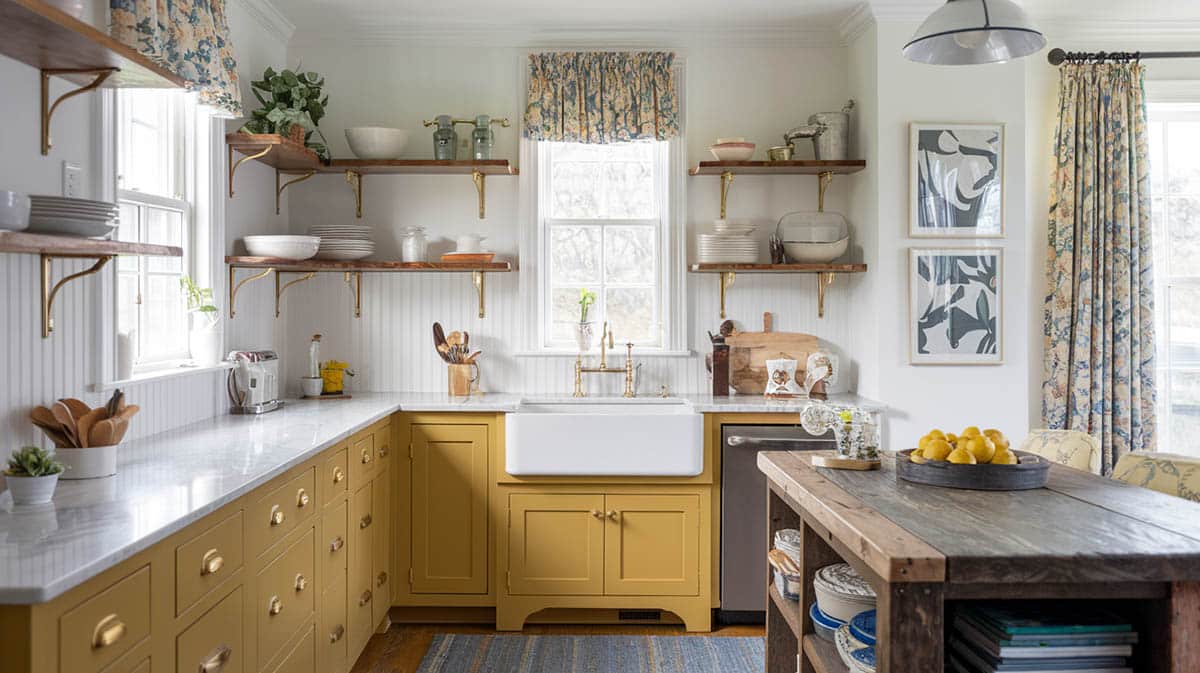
[1048,47,1200,65]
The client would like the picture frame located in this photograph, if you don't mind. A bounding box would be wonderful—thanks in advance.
[909,122,1004,238]
[909,247,1003,365]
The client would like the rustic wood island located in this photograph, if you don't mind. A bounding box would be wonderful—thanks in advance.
[758,450,1200,673]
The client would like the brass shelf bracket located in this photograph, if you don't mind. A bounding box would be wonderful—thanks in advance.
[817,171,835,213]
[344,271,362,318]
[472,270,487,318]
[228,266,274,318]
[472,170,487,219]
[41,68,115,156]
[275,271,316,318]
[228,144,272,198]
[276,169,316,215]
[817,271,836,318]
[41,254,111,338]
[718,171,734,219]
[718,271,735,319]
[345,170,363,219]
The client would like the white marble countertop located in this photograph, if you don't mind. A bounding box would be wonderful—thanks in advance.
[0,390,879,604]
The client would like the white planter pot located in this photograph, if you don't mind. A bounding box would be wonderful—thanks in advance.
[56,445,118,479]
[6,473,59,505]
[189,329,223,367]
[574,321,597,353]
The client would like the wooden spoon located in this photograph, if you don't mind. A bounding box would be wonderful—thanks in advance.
[466,350,482,364]
[31,406,60,429]
[89,418,118,447]
[51,401,79,447]
[436,343,453,363]
[115,404,140,422]
[31,420,73,448]
[447,331,463,347]
[60,398,90,420]
[75,407,107,449]
[111,416,130,444]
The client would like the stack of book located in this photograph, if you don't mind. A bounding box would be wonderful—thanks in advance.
[948,605,1138,673]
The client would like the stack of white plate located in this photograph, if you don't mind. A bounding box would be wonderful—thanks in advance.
[310,223,375,261]
[697,220,757,263]
[28,196,118,238]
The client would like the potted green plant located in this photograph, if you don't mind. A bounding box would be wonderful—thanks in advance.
[180,276,222,367]
[240,67,331,160]
[574,289,598,353]
[5,446,64,505]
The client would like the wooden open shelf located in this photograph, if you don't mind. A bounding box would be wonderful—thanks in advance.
[689,160,865,176]
[690,263,867,319]
[802,635,847,673]
[0,231,181,257]
[326,159,517,176]
[768,583,803,638]
[227,133,322,172]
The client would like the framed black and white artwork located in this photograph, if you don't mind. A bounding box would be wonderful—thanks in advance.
[909,123,1004,238]
[909,247,1002,365]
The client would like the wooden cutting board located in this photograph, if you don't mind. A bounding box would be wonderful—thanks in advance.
[725,313,819,395]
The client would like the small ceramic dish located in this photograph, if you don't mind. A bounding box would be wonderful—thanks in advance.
[814,563,876,622]
[850,609,876,646]
[709,142,755,162]
[810,602,846,643]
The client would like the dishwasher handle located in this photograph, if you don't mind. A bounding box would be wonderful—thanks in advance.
[726,435,829,449]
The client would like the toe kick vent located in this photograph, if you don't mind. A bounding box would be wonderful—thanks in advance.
[618,610,662,621]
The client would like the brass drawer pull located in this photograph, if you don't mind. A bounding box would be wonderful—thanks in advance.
[332,467,345,484]
[358,590,372,607]
[606,510,619,521]
[376,571,388,587]
[294,573,308,592]
[361,449,372,464]
[267,596,283,616]
[359,513,373,529]
[378,446,389,458]
[329,624,345,643]
[330,536,344,553]
[269,505,285,526]
[199,644,232,673]
[201,548,224,576]
[91,613,126,649]
[590,510,602,519]
[296,488,310,508]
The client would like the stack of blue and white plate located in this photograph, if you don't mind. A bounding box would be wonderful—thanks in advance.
[836,611,876,673]
[28,196,118,238]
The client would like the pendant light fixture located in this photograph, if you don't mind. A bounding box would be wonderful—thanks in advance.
[903,0,1046,65]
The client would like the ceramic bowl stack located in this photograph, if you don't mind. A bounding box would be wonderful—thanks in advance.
[28,195,118,238]
[697,220,757,263]
[836,623,876,673]
[813,563,876,622]
[310,223,375,260]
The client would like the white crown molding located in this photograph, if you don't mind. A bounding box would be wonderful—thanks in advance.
[839,3,876,44]
[1037,19,1200,48]
[231,0,295,46]
[867,0,940,22]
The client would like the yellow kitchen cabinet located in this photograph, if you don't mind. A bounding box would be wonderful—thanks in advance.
[347,481,375,661]
[372,466,392,625]
[255,526,316,671]
[603,494,699,597]
[507,493,605,596]
[175,586,243,673]
[318,578,347,673]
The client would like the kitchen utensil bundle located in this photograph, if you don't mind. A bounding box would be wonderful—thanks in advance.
[783,99,855,161]
[433,322,481,396]
[227,350,282,414]
[708,137,755,162]
[31,390,137,449]
[310,223,374,260]
[697,219,758,263]
[775,211,850,263]
[27,195,118,238]
[0,190,30,231]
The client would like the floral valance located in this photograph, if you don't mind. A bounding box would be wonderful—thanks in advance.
[524,51,679,144]
[110,0,242,117]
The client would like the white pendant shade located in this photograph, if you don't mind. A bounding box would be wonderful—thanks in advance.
[903,0,1046,65]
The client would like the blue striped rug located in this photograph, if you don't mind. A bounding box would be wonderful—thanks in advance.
[415,634,764,673]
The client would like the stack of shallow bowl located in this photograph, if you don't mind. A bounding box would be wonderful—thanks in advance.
[28,195,118,237]
[310,223,375,260]
[697,219,757,263]
[776,211,850,263]
[814,562,876,622]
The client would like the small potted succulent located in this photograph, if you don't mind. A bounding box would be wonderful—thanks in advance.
[574,289,598,353]
[180,276,222,367]
[5,445,65,505]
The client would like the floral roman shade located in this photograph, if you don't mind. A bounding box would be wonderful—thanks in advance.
[1042,62,1156,473]
[524,51,679,144]
[110,0,242,116]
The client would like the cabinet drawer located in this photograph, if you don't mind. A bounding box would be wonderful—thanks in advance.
[175,511,244,615]
[322,500,348,582]
[347,483,374,659]
[59,565,151,673]
[374,423,392,470]
[257,527,316,670]
[319,576,347,673]
[349,430,376,486]
[322,447,348,508]
[250,468,316,558]
[372,469,391,624]
[176,586,243,673]
[269,625,316,673]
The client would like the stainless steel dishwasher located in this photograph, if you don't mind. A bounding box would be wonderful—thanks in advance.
[719,423,835,624]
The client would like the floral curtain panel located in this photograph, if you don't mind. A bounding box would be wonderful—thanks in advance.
[110,0,242,117]
[524,51,679,144]
[1043,61,1156,473]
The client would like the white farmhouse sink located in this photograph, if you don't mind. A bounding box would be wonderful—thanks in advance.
[505,400,704,476]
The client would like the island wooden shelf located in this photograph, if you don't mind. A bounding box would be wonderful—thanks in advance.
[225,256,512,319]
[801,635,846,673]
[690,160,866,219]
[689,263,867,319]
[767,583,803,639]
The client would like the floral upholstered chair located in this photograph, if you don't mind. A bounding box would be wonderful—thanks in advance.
[1111,452,1200,503]
[1017,429,1102,475]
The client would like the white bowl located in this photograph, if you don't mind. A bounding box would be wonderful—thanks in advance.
[5,473,59,505]
[783,237,849,263]
[300,377,324,397]
[243,235,320,260]
[56,446,117,480]
[345,127,409,160]
[709,143,755,162]
[0,190,31,231]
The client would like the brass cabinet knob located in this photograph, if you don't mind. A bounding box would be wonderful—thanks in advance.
[91,613,126,649]
[294,573,308,592]
[376,571,388,587]
[199,644,232,673]
[361,449,371,464]
[378,445,389,458]
[267,596,283,616]
[330,536,344,553]
[590,510,603,519]
[358,590,372,607]
[332,467,345,484]
[201,548,224,576]
[606,510,619,521]
[328,624,345,644]
[296,488,310,508]
[269,505,285,526]
[360,513,373,529]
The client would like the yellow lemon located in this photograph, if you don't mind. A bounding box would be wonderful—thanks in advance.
[945,432,958,446]
[961,426,982,438]
[947,447,977,464]
[964,436,996,463]
[928,429,946,440]
[924,439,953,461]
[990,449,1018,465]
[918,435,934,452]
[909,452,927,464]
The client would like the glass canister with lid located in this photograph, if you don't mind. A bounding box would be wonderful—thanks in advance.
[400,226,428,263]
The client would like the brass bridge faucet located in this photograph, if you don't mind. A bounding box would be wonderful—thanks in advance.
[573,321,636,398]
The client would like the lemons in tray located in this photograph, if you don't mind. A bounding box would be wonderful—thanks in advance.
[912,427,1014,465]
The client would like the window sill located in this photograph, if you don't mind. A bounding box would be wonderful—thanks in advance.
[514,349,694,358]
[92,361,235,392]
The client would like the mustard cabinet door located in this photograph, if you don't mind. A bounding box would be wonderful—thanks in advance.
[507,493,604,596]
[176,586,243,673]
[347,482,375,660]
[410,423,489,595]
[603,494,700,596]
[372,467,392,625]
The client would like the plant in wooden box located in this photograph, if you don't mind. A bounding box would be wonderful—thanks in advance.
[5,446,64,505]
[240,67,331,160]
[181,276,222,367]
[574,289,598,353]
